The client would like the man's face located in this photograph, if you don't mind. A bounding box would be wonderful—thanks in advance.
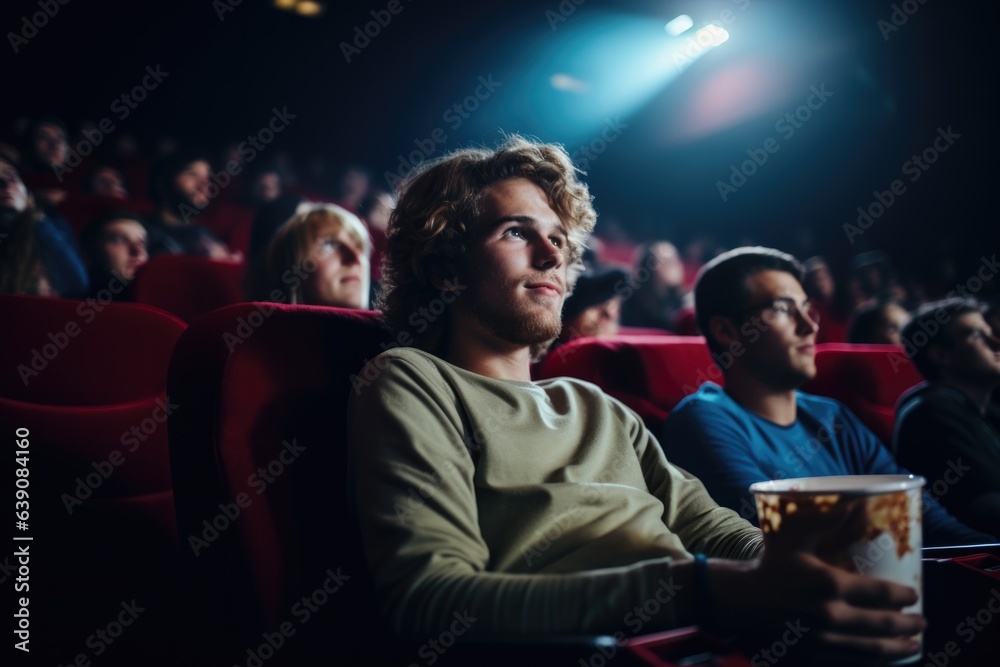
[938,312,1000,385]
[875,303,910,347]
[91,167,128,199]
[650,242,684,288]
[253,172,281,203]
[173,160,211,209]
[33,123,68,168]
[734,269,819,389]
[96,219,148,280]
[303,226,370,309]
[0,161,29,215]
[457,178,568,352]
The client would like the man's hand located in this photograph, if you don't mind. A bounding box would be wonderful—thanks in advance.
[709,551,924,663]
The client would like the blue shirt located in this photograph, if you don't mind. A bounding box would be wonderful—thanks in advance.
[662,382,994,547]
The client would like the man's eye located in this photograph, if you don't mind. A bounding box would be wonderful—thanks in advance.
[773,302,792,314]
[504,227,525,239]
[550,236,563,248]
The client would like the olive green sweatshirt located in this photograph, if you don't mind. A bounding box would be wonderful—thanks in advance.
[347,347,763,640]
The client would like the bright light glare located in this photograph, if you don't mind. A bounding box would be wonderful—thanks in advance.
[695,24,730,47]
[550,73,590,93]
[665,15,693,36]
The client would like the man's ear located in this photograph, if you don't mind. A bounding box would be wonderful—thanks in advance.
[707,314,740,348]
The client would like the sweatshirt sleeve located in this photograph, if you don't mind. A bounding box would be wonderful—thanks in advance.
[626,404,763,561]
[348,355,699,640]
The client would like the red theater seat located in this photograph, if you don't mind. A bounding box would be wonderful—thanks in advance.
[168,304,617,664]
[132,254,247,323]
[802,343,923,444]
[537,336,720,427]
[0,294,186,661]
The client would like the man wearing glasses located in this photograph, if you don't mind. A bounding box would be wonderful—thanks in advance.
[662,246,993,545]
[893,297,1000,537]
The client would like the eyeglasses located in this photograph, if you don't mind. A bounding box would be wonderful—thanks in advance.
[738,297,820,326]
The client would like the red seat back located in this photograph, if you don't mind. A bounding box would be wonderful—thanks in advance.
[132,255,247,323]
[168,303,393,659]
[0,294,186,658]
[802,343,923,444]
[537,336,721,426]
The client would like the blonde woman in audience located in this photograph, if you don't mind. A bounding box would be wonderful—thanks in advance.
[256,203,371,309]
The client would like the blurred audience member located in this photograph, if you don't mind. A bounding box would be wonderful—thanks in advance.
[0,154,87,296]
[84,165,129,200]
[256,203,371,308]
[803,256,849,343]
[894,298,1000,536]
[79,212,148,298]
[552,265,628,348]
[248,165,282,206]
[146,150,240,260]
[332,163,370,214]
[847,299,910,346]
[849,250,907,307]
[22,115,73,209]
[620,241,687,331]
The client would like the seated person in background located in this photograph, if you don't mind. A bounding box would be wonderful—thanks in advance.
[0,154,87,297]
[145,149,241,260]
[893,298,1000,536]
[847,299,910,346]
[348,137,927,662]
[620,241,688,331]
[79,211,148,298]
[83,165,129,200]
[803,255,849,343]
[550,264,627,347]
[661,247,994,546]
[20,115,75,209]
[255,203,370,308]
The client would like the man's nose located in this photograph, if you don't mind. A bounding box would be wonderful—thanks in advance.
[533,236,563,270]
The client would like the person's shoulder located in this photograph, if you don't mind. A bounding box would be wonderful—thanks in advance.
[672,382,733,414]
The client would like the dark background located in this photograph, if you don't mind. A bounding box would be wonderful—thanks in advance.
[3,0,998,284]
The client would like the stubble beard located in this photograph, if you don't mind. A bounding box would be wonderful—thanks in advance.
[471,280,563,358]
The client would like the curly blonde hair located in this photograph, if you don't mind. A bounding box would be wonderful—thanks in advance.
[377,134,597,354]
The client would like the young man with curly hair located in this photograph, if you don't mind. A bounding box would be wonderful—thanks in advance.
[347,136,925,663]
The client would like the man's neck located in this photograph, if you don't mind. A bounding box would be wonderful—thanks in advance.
[723,371,798,426]
[444,331,534,382]
[938,377,996,415]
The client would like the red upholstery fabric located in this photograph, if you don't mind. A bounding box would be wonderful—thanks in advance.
[537,336,721,426]
[168,304,395,658]
[0,293,187,405]
[802,343,923,444]
[132,255,247,323]
[0,294,185,660]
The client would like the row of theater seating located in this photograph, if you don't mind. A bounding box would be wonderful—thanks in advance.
[0,293,924,663]
[536,335,923,444]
